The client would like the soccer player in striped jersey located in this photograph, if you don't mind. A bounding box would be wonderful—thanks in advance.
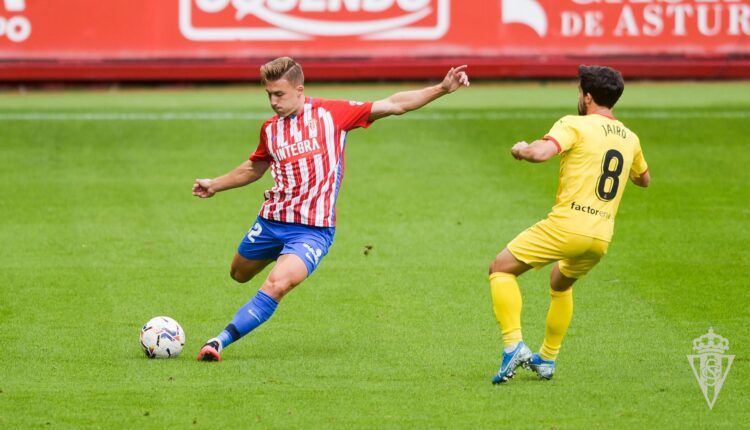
[488,66,650,383]
[193,57,470,361]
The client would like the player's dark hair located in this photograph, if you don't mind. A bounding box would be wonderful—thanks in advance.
[578,65,624,108]
[260,57,304,86]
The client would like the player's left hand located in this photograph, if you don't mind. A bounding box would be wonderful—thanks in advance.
[440,65,470,93]
[511,141,529,160]
[192,178,216,198]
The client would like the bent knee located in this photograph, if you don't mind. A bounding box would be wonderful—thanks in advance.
[488,259,498,275]
[489,254,510,274]
[490,249,531,276]
[261,277,294,299]
[230,267,253,283]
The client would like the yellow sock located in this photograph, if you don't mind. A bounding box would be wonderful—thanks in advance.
[540,288,573,361]
[489,272,523,347]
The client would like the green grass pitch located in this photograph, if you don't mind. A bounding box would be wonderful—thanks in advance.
[1,82,748,429]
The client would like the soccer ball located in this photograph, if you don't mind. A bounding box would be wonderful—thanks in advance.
[140,316,185,359]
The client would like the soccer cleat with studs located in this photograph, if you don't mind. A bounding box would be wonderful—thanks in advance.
[492,341,532,384]
[196,338,222,362]
[528,353,555,380]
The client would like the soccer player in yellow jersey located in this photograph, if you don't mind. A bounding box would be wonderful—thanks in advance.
[489,65,650,384]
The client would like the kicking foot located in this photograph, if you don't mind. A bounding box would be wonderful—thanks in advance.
[196,338,222,362]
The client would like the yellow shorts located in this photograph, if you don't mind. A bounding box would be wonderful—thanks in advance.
[507,220,609,279]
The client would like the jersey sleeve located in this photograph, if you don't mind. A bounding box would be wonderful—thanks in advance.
[544,116,580,153]
[249,122,273,162]
[321,99,374,131]
[630,138,649,177]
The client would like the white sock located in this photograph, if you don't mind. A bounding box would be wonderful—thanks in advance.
[504,342,519,354]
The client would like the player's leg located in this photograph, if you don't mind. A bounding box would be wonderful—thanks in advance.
[489,222,566,383]
[198,255,307,361]
[528,264,578,379]
[489,248,532,350]
[199,222,334,361]
[219,253,308,345]
[489,247,533,275]
[217,252,308,349]
[544,264,577,362]
[230,253,273,283]
[488,248,534,383]
[219,218,285,344]
[489,221,571,383]
[231,218,283,283]
[197,217,283,361]
[216,229,333,348]
[550,264,577,292]
[530,237,607,379]
[258,253,309,300]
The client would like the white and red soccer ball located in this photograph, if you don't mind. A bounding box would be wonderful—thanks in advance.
[140,316,185,359]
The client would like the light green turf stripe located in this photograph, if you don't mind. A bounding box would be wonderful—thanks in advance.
[0,111,748,121]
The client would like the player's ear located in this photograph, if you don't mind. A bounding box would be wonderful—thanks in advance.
[296,84,304,95]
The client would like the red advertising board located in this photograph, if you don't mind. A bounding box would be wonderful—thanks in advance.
[1,0,749,80]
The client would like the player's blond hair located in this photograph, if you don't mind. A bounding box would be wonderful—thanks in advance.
[260,57,304,86]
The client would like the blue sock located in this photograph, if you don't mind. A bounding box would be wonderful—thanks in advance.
[217,290,278,349]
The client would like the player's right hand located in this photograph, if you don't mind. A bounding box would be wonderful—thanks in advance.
[192,178,216,198]
[511,141,529,160]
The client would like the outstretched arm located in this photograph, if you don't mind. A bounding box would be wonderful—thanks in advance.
[510,139,559,163]
[192,159,270,198]
[368,65,470,121]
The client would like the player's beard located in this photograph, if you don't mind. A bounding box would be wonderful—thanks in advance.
[577,98,586,116]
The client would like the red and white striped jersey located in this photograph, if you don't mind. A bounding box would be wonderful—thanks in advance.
[249,97,374,227]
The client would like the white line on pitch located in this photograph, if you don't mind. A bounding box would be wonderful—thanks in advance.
[0,111,748,121]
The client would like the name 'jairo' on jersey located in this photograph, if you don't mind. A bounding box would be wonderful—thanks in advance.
[543,113,648,242]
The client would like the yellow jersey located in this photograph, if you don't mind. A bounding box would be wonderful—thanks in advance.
[543,113,648,242]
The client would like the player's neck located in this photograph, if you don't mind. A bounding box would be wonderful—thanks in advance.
[587,106,615,120]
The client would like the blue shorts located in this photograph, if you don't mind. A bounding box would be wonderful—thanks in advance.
[237,216,335,276]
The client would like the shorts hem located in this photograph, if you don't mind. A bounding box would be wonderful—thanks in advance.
[236,246,280,263]
[279,250,314,276]
[506,245,539,268]
[557,265,581,279]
